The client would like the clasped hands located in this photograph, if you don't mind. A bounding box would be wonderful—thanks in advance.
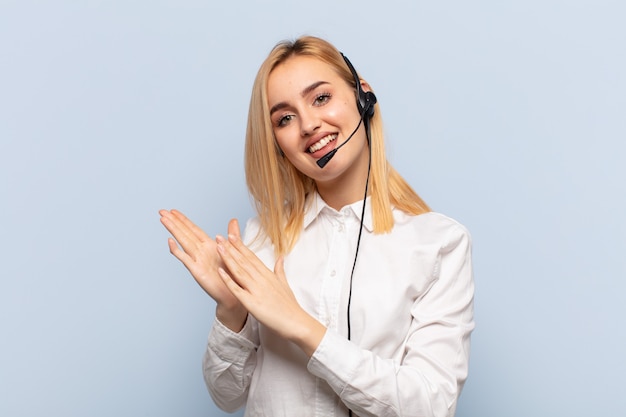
[159,209,325,357]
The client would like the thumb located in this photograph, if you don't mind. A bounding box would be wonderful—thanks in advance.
[274,256,287,283]
[227,218,241,239]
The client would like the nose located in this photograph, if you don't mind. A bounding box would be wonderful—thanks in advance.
[299,108,321,137]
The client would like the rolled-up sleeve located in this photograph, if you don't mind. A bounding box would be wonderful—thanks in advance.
[203,316,259,412]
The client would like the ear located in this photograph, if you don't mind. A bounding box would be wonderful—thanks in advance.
[360,80,373,93]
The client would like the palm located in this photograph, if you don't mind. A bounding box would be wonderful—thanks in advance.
[160,210,241,310]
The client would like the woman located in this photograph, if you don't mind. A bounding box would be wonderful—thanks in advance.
[160,36,474,417]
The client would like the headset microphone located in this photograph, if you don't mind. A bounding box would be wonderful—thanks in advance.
[316,53,377,169]
[316,114,364,168]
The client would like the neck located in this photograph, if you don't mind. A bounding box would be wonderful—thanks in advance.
[315,144,370,211]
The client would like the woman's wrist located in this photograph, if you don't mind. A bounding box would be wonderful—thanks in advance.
[215,304,248,333]
[290,312,327,358]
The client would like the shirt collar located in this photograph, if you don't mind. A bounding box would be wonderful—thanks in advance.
[303,192,374,232]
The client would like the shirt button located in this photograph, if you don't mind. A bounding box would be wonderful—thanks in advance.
[338,225,344,232]
[330,270,336,277]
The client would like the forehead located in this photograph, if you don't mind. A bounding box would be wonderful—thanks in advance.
[267,56,342,100]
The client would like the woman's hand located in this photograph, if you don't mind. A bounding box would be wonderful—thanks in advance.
[215,231,326,357]
[159,210,247,331]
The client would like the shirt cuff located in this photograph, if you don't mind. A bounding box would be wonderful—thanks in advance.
[307,329,361,394]
[208,316,258,363]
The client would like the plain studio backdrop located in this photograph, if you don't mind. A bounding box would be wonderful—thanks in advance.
[1,1,624,416]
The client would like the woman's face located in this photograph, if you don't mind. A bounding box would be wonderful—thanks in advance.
[267,55,370,189]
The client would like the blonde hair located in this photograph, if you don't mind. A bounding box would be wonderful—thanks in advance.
[245,36,430,255]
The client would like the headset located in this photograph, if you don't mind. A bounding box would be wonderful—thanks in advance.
[315,54,378,168]
[342,53,377,128]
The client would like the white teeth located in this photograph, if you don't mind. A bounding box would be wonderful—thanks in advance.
[308,134,336,153]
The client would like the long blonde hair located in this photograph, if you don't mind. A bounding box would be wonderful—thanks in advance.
[245,36,430,255]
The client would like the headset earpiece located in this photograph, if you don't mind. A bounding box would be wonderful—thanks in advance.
[362,91,377,119]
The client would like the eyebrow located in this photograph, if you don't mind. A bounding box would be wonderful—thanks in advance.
[269,81,330,116]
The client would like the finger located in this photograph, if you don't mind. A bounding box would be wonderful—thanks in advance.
[216,235,265,288]
[160,213,200,258]
[218,266,248,301]
[226,231,262,265]
[216,236,249,282]
[167,237,193,265]
[171,209,212,243]
[160,212,193,244]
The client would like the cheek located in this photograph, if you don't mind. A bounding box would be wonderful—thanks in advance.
[274,130,286,149]
[328,99,354,125]
[274,130,298,156]
[274,134,293,157]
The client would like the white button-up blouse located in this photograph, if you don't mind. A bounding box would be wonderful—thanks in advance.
[203,193,475,417]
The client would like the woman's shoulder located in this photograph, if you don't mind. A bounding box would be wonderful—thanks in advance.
[393,209,471,246]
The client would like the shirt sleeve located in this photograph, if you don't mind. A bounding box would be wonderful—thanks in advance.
[307,223,475,417]
[202,315,259,412]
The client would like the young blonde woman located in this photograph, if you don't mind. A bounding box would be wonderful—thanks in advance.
[160,36,474,417]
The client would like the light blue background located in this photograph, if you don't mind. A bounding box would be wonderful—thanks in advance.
[1,1,624,416]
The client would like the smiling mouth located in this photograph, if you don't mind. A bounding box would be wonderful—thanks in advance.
[307,134,337,153]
